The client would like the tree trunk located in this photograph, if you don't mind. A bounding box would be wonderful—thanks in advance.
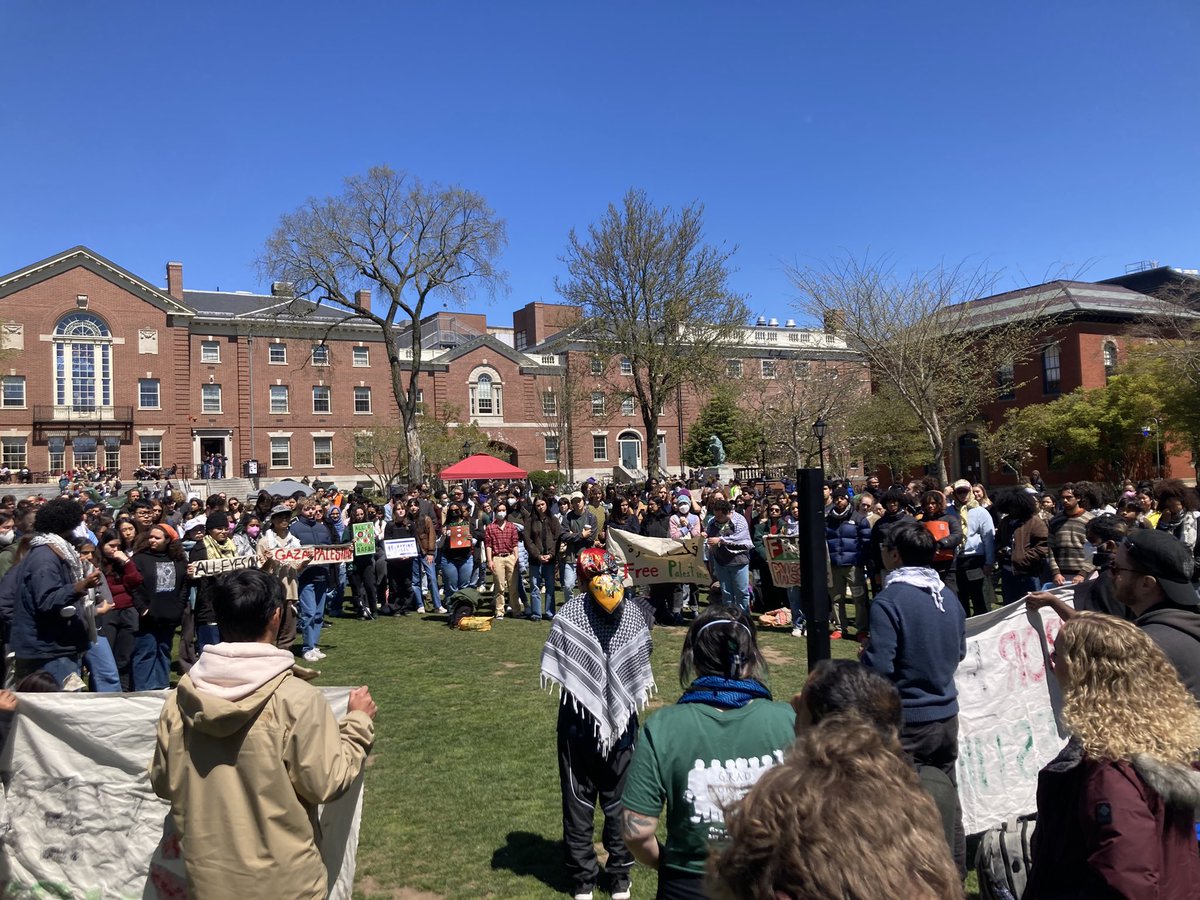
[405,415,424,485]
[644,406,660,476]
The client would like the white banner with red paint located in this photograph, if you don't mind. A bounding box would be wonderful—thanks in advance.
[270,544,354,565]
[954,595,1072,834]
[605,530,707,585]
[0,689,362,898]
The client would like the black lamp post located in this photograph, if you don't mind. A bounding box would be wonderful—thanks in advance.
[812,417,827,472]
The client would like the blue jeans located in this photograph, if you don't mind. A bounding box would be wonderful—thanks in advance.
[326,564,348,616]
[530,560,557,617]
[1000,571,1041,606]
[440,555,475,595]
[788,585,805,627]
[560,559,578,596]
[132,623,175,690]
[86,638,121,692]
[298,577,326,652]
[412,554,442,610]
[714,562,751,613]
[36,655,83,689]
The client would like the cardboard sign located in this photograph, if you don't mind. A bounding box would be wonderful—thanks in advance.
[606,530,707,585]
[351,523,376,556]
[446,524,472,550]
[270,544,353,565]
[762,534,801,587]
[954,596,1071,833]
[384,538,419,560]
[191,554,258,578]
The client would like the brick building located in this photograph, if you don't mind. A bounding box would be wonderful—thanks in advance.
[0,246,864,483]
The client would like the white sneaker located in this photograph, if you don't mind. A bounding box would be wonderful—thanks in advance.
[303,649,326,662]
[572,890,593,900]
[791,625,806,637]
[612,883,631,900]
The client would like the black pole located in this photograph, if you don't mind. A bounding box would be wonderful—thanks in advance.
[797,467,830,670]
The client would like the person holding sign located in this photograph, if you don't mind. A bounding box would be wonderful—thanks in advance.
[440,502,478,596]
[258,505,303,652]
[347,505,379,620]
[382,504,418,616]
[289,501,337,659]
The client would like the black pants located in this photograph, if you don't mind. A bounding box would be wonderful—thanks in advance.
[955,556,989,618]
[657,869,707,900]
[558,705,636,891]
[348,556,378,615]
[901,714,966,878]
[385,559,413,612]
[100,607,139,691]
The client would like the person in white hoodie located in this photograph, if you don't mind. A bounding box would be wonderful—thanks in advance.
[150,568,376,899]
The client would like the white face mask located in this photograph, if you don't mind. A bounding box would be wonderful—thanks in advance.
[495,509,507,520]
[0,531,13,547]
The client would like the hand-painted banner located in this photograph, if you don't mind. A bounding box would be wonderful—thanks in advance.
[0,689,362,899]
[191,554,257,578]
[351,523,376,556]
[606,530,707,585]
[954,594,1072,834]
[383,538,419,560]
[763,534,801,587]
[270,544,354,565]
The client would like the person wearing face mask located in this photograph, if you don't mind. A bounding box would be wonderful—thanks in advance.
[484,502,522,619]
[232,515,262,556]
[0,511,17,580]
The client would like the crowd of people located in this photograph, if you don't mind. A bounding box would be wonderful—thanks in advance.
[0,465,1199,898]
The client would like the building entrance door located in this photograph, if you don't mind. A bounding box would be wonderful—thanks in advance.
[618,432,642,471]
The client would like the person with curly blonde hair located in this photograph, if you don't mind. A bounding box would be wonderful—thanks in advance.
[707,716,963,900]
[1025,612,1200,899]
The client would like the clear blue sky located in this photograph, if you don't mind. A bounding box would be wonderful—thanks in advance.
[2,1,1196,324]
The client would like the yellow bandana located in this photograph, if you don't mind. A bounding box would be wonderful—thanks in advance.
[588,573,625,614]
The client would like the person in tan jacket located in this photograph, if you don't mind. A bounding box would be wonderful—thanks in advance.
[150,568,376,898]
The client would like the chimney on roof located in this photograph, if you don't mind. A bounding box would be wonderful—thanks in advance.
[354,288,371,311]
[166,261,183,300]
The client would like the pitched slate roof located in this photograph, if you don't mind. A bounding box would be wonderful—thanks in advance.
[184,290,360,324]
[954,280,1189,329]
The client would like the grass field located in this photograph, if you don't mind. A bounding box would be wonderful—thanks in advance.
[312,607,861,899]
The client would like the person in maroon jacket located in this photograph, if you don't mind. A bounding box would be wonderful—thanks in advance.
[1025,612,1200,899]
[96,528,144,691]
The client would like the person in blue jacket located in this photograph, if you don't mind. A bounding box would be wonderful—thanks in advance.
[9,498,102,686]
[862,518,967,876]
[289,498,337,662]
[824,487,871,639]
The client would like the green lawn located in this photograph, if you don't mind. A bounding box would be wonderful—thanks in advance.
[313,608,858,899]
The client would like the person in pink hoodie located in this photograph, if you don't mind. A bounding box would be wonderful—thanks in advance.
[151,568,376,898]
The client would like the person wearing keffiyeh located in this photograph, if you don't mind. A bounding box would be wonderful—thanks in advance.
[540,548,654,900]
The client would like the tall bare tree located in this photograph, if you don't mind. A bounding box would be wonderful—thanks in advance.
[789,255,1049,485]
[557,189,749,476]
[261,166,506,483]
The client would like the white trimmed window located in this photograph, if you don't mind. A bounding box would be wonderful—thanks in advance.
[1,437,26,469]
[201,384,222,413]
[200,340,220,363]
[354,386,372,414]
[311,344,330,366]
[312,385,331,414]
[139,436,162,467]
[469,370,502,417]
[726,359,743,378]
[2,376,25,408]
[270,385,289,413]
[591,392,605,416]
[542,391,557,416]
[270,437,291,468]
[352,346,370,367]
[590,357,603,376]
[761,359,777,379]
[592,434,608,461]
[268,343,287,364]
[621,396,636,416]
[105,441,120,471]
[620,358,633,375]
[545,435,559,464]
[138,378,160,409]
[313,436,333,467]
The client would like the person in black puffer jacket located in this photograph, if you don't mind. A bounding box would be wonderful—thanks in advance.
[824,488,872,638]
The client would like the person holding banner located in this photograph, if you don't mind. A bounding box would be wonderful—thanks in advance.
[259,505,303,650]
[187,512,240,659]
[1024,613,1200,899]
[347,505,380,620]
[289,500,337,657]
[382,504,418,616]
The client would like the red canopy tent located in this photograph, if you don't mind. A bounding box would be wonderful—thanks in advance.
[439,453,528,480]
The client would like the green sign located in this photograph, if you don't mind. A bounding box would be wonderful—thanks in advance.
[352,522,376,556]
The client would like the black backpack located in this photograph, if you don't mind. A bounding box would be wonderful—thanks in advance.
[975,814,1036,900]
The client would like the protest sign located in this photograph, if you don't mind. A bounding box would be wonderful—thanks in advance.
[606,530,707,585]
[0,689,363,899]
[351,523,376,556]
[384,538,419,560]
[270,544,353,565]
[762,534,801,587]
[191,554,257,578]
[955,596,1071,834]
[445,524,472,550]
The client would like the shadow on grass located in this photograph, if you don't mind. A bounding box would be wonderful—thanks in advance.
[491,831,573,894]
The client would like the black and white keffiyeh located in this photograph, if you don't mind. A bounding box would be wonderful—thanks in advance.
[540,593,655,754]
[31,532,84,580]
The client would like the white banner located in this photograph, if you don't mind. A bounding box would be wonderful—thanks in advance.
[0,688,363,898]
[191,554,257,578]
[954,597,1071,834]
[270,544,354,565]
[606,531,707,584]
[383,538,419,560]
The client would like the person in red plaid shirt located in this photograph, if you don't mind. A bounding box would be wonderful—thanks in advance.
[485,506,523,619]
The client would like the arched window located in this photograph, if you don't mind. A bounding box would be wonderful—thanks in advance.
[469,368,502,417]
[54,313,112,409]
[1103,341,1118,379]
[1041,344,1061,395]
[476,374,493,414]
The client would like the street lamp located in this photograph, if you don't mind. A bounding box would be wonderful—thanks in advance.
[812,417,827,472]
